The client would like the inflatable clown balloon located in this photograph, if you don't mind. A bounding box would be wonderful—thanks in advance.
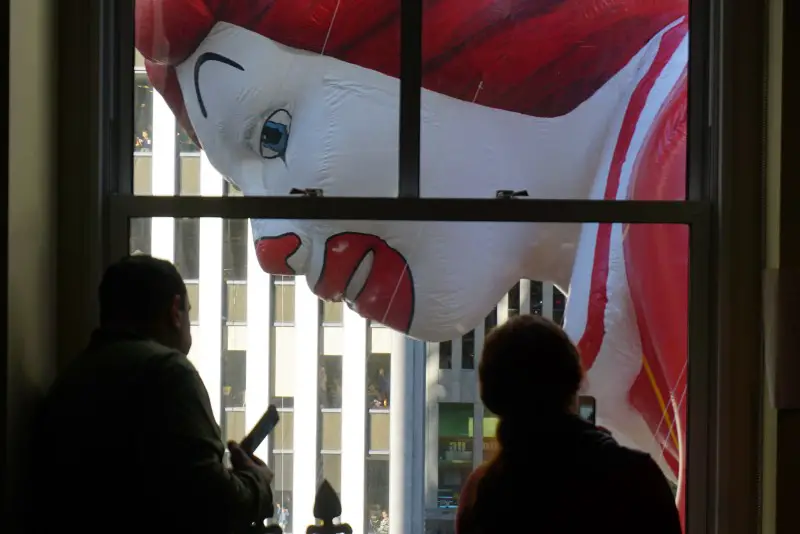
[136,0,689,529]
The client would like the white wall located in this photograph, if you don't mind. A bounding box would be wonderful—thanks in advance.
[5,0,56,528]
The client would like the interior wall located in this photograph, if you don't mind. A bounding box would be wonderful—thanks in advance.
[5,0,56,529]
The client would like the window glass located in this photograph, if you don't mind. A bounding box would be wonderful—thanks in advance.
[365,457,390,534]
[321,454,342,497]
[272,411,294,452]
[226,283,247,324]
[507,282,521,318]
[553,285,567,326]
[462,331,475,370]
[437,403,474,510]
[272,453,293,533]
[439,341,452,370]
[273,281,295,324]
[133,73,152,152]
[179,153,201,195]
[174,218,200,280]
[322,300,343,324]
[223,408,246,442]
[367,354,391,409]
[223,219,248,281]
[185,282,199,324]
[529,281,544,316]
[130,217,689,528]
[320,356,342,410]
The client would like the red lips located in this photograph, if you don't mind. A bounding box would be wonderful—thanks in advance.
[254,231,415,333]
[315,233,415,333]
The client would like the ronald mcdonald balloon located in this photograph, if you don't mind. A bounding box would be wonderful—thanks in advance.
[136,0,689,529]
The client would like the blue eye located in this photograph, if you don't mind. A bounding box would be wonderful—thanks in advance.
[259,109,292,160]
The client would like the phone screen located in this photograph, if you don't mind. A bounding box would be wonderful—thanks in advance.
[240,404,280,455]
[578,395,596,425]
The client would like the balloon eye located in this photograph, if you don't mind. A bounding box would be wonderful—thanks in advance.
[258,109,292,160]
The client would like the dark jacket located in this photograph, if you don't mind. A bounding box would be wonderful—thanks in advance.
[32,330,273,534]
[456,414,682,534]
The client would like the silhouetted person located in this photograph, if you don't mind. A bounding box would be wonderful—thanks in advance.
[33,255,274,534]
[456,314,681,534]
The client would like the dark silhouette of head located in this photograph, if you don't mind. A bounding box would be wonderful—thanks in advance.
[480,314,584,427]
[98,255,192,354]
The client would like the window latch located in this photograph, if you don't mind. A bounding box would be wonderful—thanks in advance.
[495,190,529,199]
[289,188,324,197]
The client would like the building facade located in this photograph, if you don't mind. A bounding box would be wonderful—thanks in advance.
[132,52,565,534]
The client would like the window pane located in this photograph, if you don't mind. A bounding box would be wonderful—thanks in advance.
[222,350,246,408]
[320,356,342,410]
[273,411,294,451]
[420,4,689,200]
[130,217,151,255]
[174,218,200,280]
[529,281,544,316]
[226,283,247,324]
[321,411,342,451]
[369,412,390,452]
[128,219,690,529]
[439,341,452,370]
[461,331,475,370]
[553,285,567,326]
[133,153,152,194]
[484,307,497,335]
[223,219,249,281]
[366,457,390,533]
[179,153,201,195]
[272,453,294,533]
[321,453,342,497]
[224,408,246,442]
[133,74,152,152]
[273,282,295,324]
[367,354,391,409]
[507,282,521,317]
[322,300,343,324]
[185,282,199,324]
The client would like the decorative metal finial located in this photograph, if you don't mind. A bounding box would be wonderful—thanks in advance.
[307,479,352,534]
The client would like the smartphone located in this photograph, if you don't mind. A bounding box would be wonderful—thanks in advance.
[239,404,280,455]
[578,395,596,425]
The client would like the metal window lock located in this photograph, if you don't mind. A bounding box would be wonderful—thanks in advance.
[495,190,529,199]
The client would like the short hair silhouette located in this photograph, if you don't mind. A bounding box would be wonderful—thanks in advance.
[479,314,584,419]
[98,255,187,326]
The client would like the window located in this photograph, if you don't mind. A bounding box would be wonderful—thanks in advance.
[174,218,200,280]
[437,404,474,510]
[462,330,475,370]
[439,341,452,370]
[319,355,342,409]
[365,456,390,533]
[367,353,391,410]
[124,1,712,529]
[273,278,295,324]
[223,218,249,281]
[321,300,343,324]
[133,73,152,152]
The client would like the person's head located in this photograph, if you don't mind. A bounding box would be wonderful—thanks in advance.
[381,510,388,519]
[378,368,385,377]
[98,255,192,354]
[135,0,685,342]
[479,314,584,422]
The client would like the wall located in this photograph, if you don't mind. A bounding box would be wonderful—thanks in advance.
[5,0,56,529]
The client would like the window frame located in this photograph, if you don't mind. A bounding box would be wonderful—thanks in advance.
[69,0,768,532]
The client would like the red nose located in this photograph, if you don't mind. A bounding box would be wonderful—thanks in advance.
[255,234,301,275]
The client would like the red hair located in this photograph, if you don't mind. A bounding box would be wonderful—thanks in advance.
[136,0,687,145]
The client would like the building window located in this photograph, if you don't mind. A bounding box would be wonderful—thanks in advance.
[178,151,201,195]
[321,300,344,325]
[365,456,390,534]
[133,73,152,152]
[439,340,453,370]
[174,218,200,280]
[484,307,497,334]
[553,285,567,326]
[225,282,247,324]
[508,281,521,317]
[272,277,296,325]
[129,218,151,255]
[529,280,544,315]
[437,403,474,510]
[367,353,390,409]
[272,453,293,534]
[462,330,475,370]
[222,350,246,409]
[223,218,249,281]
[320,355,343,409]
[185,282,199,324]
[321,453,342,498]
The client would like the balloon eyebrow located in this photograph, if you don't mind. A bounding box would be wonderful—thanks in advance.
[194,52,245,118]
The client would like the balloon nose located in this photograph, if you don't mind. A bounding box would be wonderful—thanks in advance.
[255,233,302,275]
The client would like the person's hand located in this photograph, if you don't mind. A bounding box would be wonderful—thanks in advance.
[228,441,274,484]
